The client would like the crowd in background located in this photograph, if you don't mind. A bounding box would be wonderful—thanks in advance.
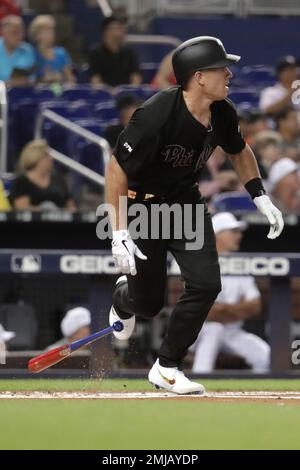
[0,5,299,217]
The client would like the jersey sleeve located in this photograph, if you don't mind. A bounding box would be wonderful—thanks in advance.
[220,99,246,155]
[114,89,177,178]
[114,107,160,178]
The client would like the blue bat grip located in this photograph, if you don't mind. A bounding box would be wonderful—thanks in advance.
[69,321,124,352]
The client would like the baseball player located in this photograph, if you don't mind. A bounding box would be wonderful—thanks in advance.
[191,212,270,373]
[105,36,284,394]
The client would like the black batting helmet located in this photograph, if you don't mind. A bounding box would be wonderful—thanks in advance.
[172,36,241,85]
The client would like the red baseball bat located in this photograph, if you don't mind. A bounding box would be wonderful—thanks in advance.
[28,321,123,374]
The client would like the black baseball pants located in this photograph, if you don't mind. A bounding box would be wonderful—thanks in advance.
[112,190,221,368]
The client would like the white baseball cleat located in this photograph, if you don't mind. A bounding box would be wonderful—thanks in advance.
[148,359,205,395]
[109,276,135,340]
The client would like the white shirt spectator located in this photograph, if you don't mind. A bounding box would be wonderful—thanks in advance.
[215,275,260,329]
[191,275,270,373]
[260,82,300,115]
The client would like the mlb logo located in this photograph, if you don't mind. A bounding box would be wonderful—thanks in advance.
[11,255,41,273]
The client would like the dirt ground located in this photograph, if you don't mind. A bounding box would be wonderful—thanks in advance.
[1,390,300,404]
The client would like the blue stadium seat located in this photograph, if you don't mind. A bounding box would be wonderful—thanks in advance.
[240,65,276,88]
[42,120,69,155]
[67,0,103,49]
[236,102,255,115]
[34,87,56,102]
[72,118,105,136]
[228,88,260,107]
[114,85,157,102]
[212,191,256,212]
[93,101,119,126]
[2,175,14,196]
[140,62,159,83]
[61,85,112,103]
[67,119,106,199]
[13,99,39,151]
[7,86,35,103]
[39,100,70,117]
[76,64,91,84]
[40,100,92,119]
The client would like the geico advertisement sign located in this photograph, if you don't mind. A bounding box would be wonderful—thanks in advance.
[59,255,290,276]
[60,255,119,274]
[219,257,290,276]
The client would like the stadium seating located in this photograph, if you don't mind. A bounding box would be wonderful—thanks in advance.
[93,101,119,127]
[212,191,257,212]
[115,85,158,102]
[240,65,276,88]
[228,88,260,107]
[61,85,112,103]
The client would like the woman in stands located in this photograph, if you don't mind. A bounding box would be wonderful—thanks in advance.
[29,15,75,84]
[10,139,76,211]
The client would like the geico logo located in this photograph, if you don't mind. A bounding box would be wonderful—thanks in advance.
[219,257,290,276]
[60,256,119,274]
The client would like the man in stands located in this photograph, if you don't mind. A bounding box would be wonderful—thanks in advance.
[0,15,36,82]
[88,16,142,87]
[268,158,300,214]
[259,56,300,116]
[275,107,300,162]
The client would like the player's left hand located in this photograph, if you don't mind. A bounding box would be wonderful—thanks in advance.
[253,195,284,239]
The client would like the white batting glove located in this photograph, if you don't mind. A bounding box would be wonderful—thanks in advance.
[112,230,147,276]
[253,195,284,239]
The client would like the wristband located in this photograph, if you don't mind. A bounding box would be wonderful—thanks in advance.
[245,178,266,200]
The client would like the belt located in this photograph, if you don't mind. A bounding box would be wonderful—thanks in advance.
[128,190,157,201]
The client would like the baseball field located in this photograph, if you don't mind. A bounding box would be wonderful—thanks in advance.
[0,378,300,450]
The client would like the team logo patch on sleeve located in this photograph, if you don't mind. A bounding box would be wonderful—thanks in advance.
[124,142,133,153]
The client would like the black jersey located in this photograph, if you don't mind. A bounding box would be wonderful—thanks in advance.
[114,86,245,199]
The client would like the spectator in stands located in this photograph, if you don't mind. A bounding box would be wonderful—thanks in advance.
[151,51,176,89]
[46,307,91,350]
[9,67,31,87]
[198,148,243,203]
[0,15,36,82]
[268,157,300,214]
[10,139,76,211]
[88,16,142,87]
[105,94,140,149]
[191,212,270,374]
[29,15,75,84]
[275,107,300,162]
[0,0,20,21]
[0,179,11,210]
[259,56,300,116]
[253,130,283,179]
[238,108,270,146]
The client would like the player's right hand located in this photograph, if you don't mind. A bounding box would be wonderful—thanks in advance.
[253,195,284,239]
[112,230,147,276]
